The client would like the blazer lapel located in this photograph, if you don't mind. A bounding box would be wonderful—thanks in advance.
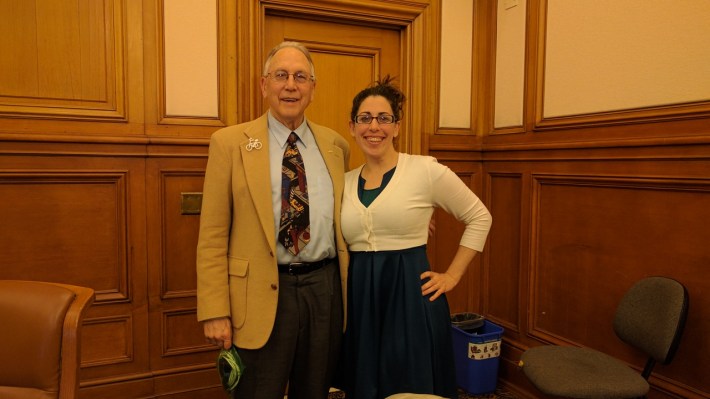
[240,117,277,252]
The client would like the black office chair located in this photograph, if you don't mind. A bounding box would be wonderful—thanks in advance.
[519,276,689,398]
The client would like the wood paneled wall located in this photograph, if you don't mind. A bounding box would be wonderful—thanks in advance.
[474,138,710,399]
[0,1,708,398]
[469,0,710,396]
[0,140,221,398]
[0,1,221,397]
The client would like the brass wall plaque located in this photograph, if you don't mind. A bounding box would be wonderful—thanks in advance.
[181,192,203,215]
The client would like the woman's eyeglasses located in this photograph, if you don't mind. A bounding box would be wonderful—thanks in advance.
[353,114,396,125]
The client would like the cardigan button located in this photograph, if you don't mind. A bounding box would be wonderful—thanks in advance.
[270,284,278,290]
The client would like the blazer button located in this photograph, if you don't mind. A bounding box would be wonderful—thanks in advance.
[270,284,278,290]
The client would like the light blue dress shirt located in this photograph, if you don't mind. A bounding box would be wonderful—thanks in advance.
[267,112,336,264]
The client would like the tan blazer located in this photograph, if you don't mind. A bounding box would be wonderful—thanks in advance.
[196,112,350,349]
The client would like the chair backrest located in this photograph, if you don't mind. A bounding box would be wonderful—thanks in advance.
[613,276,689,378]
[0,280,95,399]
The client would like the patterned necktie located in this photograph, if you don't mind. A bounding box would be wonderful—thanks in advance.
[278,132,310,255]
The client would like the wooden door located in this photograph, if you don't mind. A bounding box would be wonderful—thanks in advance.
[264,15,401,170]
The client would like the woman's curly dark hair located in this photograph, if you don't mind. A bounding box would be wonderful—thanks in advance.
[350,75,405,122]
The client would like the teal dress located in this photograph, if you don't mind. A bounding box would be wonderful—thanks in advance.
[338,168,458,399]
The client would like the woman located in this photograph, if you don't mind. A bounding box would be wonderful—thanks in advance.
[339,77,492,399]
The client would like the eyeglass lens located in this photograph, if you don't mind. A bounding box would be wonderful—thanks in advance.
[269,70,311,83]
[355,114,395,124]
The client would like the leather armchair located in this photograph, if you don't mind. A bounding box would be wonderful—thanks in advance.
[0,280,95,399]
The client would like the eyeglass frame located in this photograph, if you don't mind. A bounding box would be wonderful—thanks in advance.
[353,113,398,125]
[264,70,314,84]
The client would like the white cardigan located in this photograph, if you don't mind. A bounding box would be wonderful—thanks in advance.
[342,153,492,252]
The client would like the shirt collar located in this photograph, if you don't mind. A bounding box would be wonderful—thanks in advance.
[267,111,311,149]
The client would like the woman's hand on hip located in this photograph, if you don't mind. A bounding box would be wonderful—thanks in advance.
[420,271,460,302]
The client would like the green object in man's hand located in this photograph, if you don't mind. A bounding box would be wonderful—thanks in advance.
[217,346,245,392]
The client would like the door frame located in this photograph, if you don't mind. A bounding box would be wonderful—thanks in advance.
[237,0,438,156]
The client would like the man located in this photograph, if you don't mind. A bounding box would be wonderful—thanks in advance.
[196,41,350,399]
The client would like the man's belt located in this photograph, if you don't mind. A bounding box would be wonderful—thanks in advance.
[277,257,335,275]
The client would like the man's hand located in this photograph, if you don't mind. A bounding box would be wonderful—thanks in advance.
[203,317,233,349]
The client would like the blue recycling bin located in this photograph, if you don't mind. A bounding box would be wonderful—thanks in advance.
[451,318,504,395]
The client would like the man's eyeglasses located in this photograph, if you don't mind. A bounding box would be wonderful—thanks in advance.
[265,70,313,84]
[353,114,396,125]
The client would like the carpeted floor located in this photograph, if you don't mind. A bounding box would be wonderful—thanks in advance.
[328,388,519,398]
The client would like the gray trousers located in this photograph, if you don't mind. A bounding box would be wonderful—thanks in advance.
[232,261,343,399]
